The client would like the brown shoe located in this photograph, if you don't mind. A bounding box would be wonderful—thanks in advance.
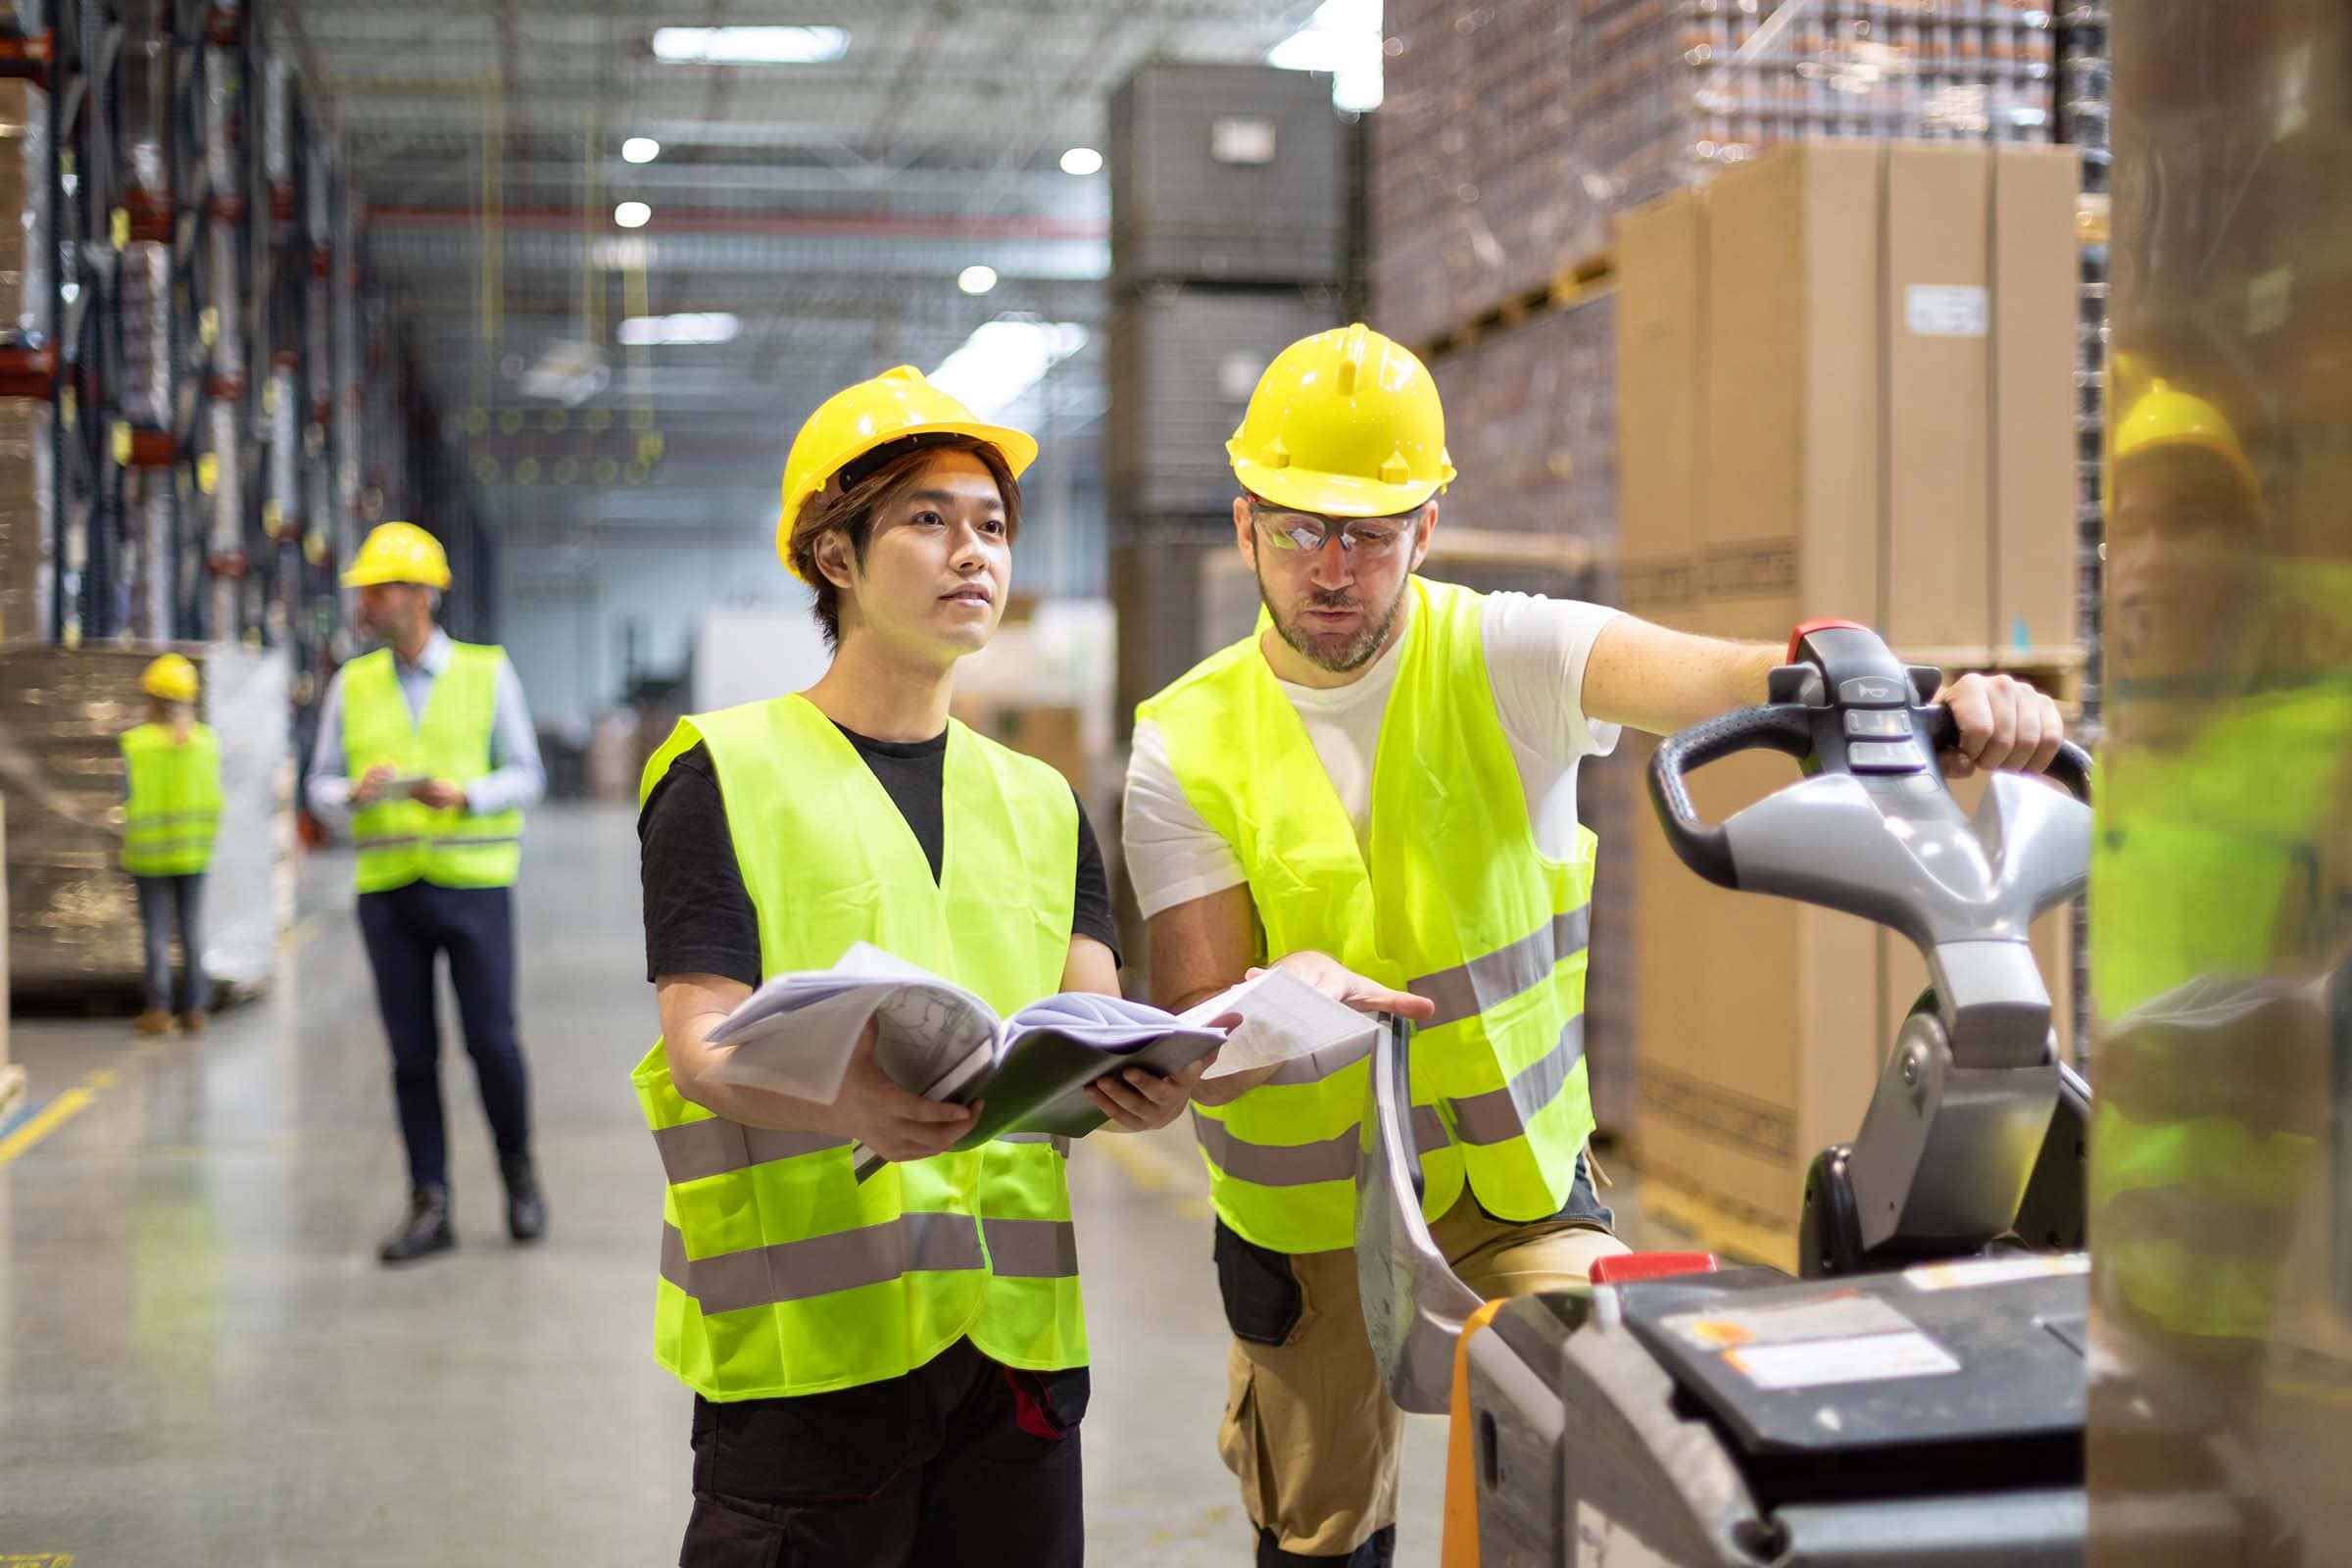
[178,1009,207,1034]
[132,1008,178,1036]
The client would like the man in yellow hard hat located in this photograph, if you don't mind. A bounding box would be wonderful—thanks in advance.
[304,519,548,1265]
[121,653,222,1035]
[633,366,1200,1567]
[1124,322,2070,1565]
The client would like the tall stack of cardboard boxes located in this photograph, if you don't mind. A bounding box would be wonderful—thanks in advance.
[1615,139,2083,1261]
[1104,63,1346,737]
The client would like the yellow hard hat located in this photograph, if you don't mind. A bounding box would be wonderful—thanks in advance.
[141,653,198,706]
[776,366,1039,582]
[1227,323,1456,517]
[2114,379,2260,502]
[341,520,453,590]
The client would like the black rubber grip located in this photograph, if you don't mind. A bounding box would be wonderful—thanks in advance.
[1926,707,2094,803]
[1646,705,1817,889]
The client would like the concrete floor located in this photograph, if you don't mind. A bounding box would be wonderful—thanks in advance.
[0,803,1668,1564]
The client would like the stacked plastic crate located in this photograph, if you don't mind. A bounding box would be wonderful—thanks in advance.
[1104,62,1348,738]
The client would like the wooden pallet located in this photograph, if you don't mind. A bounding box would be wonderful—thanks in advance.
[0,1064,26,1125]
[1419,250,1618,363]
[1631,1165,1801,1275]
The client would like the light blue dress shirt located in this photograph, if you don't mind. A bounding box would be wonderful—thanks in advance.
[305,628,546,839]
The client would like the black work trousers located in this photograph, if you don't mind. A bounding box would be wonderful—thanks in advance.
[680,1338,1088,1568]
[356,879,531,1191]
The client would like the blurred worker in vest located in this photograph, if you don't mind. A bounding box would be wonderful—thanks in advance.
[634,368,1200,1567]
[122,653,221,1035]
[2090,376,2352,1397]
[304,520,548,1265]
[1125,323,2070,1566]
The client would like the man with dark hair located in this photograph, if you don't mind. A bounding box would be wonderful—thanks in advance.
[634,366,1201,1567]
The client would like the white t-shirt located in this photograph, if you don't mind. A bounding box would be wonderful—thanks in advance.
[1122,591,1624,920]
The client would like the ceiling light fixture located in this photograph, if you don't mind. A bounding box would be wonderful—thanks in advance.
[613,201,652,229]
[1058,146,1103,176]
[621,137,662,164]
[1267,0,1385,112]
[651,25,850,65]
[617,312,742,347]
[956,265,999,296]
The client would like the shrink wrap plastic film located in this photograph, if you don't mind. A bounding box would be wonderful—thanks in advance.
[1,645,291,999]
[1374,0,2057,344]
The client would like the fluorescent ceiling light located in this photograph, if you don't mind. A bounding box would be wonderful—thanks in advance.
[930,318,1087,421]
[518,341,611,407]
[956,264,999,296]
[617,312,741,347]
[1058,146,1102,176]
[1267,0,1384,112]
[621,136,661,164]
[652,25,849,65]
[613,201,652,229]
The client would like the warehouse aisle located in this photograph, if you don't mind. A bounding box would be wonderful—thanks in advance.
[0,804,1445,1565]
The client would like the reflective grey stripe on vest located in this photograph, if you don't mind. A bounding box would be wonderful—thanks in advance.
[437,835,522,848]
[128,811,219,828]
[1409,906,1592,1030]
[127,836,215,856]
[983,1217,1079,1278]
[1191,1103,1448,1187]
[996,1132,1072,1157]
[658,1210,986,1315]
[652,1119,849,1184]
[356,836,423,851]
[1446,1017,1586,1147]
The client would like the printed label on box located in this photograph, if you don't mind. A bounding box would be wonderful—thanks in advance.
[1725,1329,1963,1391]
[1905,284,1989,338]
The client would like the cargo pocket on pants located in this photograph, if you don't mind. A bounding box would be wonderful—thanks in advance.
[1214,1220,1304,1347]
[1217,1352,1273,1528]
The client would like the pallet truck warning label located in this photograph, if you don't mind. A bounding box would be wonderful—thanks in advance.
[1903,1254,2090,1292]
[1724,1330,1963,1391]
[1663,1290,1916,1349]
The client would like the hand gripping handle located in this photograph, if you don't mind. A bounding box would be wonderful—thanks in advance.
[1926,706,2094,803]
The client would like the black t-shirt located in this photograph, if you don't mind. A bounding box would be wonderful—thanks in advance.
[639,726,1118,988]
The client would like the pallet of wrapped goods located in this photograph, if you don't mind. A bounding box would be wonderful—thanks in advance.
[0,397,48,645]
[0,645,292,1005]
[0,798,17,1122]
[0,76,46,348]
[1425,291,1619,544]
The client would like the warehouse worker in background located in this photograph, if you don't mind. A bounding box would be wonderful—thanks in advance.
[1125,323,2069,1567]
[634,366,1200,1567]
[305,520,548,1266]
[121,653,221,1036]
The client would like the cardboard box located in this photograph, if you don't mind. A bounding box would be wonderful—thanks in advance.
[1990,147,2084,652]
[1615,187,1706,616]
[1701,142,1884,644]
[1884,146,1995,648]
[956,703,1089,795]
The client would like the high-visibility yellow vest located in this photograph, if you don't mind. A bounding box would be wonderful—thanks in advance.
[120,722,222,876]
[631,694,1087,1400]
[1139,576,1597,1254]
[2088,682,2352,1342]
[341,643,524,894]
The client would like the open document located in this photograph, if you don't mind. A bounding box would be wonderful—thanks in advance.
[702,944,1379,1173]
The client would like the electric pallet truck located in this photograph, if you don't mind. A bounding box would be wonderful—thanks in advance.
[1352,621,2180,1567]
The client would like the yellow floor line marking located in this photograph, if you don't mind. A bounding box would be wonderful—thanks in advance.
[0,1084,101,1165]
[1089,1132,1215,1219]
